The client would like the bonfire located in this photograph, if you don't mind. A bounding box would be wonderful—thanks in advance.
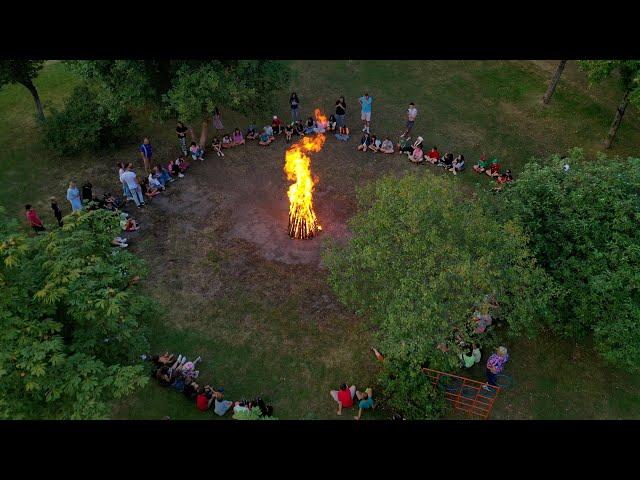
[285,109,327,239]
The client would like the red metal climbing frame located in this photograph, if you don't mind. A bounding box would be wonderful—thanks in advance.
[422,368,501,420]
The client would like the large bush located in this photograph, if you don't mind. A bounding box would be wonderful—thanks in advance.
[0,207,155,419]
[503,148,640,372]
[43,84,133,156]
[323,174,553,419]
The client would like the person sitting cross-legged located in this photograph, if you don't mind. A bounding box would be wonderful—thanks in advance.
[284,123,294,143]
[449,154,465,175]
[189,142,205,161]
[222,134,234,149]
[211,137,224,157]
[232,128,245,146]
[330,383,357,416]
[259,128,273,146]
[473,153,490,173]
[380,137,395,154]
[407,144,424,164]
[354,388,374,420]
[368,135,382,152]
[426,146,440,165]
[357,132,372,152]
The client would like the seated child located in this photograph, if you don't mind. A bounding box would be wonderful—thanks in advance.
[368,135,382,152]
[167,159,185,178]
[246,125,258,140]
[380,138,395,154]
[264,125,275,139]
[335,125,350,142]
[486,158,501,177]
[221,134,234,149]
[327,114,337,132]
[304,117,316,135]
[211,137,224,157]
[284,123,294,143]
[407,144,424,164]
[473,153,490,173]
[175,156,189,172]
[449,154,465,175]
[232,128,245,146]
[426,146,440,165]
[397,136,413,154]
[141,178,161,198]
[153,165,172,186]
[439,152,454,168]
[189,142,205,161]
[271,115,283,135]
[259,128,273,146]
[213,388,233,416]
[357,132,372,151]
[148,172,165,191]
[294,120,305,136]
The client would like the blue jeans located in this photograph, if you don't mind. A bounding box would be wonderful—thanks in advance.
[291,108,299,122]
[486,368,498,386]
[128,185,144,206]
[122,183,132,199]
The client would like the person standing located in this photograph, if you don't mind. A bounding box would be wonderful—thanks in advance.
[139,137,153,173]
[358,92,373,133]
[335,96,346,128]
[176,121,189,156]
[117,162,132,201]
[50,197,63,227]
[25,204,45,233]
[290,92,300,122]
[121,164,146,208]
[401,102,418,137]
[66,181,83,212]
[484,346,509,389]
[212,106,224,131]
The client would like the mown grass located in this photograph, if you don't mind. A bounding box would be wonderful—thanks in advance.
[2,60,640,420]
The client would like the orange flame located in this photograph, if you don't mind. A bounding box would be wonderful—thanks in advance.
[285,111,327,239]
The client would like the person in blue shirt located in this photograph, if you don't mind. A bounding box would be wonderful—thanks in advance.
[66,181,83,212]
[359,93,374,133]
[139,137,153,173]
[354,388,374,420]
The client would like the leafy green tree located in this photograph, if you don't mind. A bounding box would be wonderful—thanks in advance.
[323,174,553,418]
[578,60,640,149]
[0,207,155,419]
[0,60,45,121]
[503,148,640,372]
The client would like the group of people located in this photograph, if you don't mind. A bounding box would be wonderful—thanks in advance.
[148,352,274,419]
[472,154,514,189]
[329,384,375,420]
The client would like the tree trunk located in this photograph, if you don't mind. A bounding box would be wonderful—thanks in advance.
[604,90,630,149]
[20,79,45,121]
[542,60,567,105]
[199,117,209,147]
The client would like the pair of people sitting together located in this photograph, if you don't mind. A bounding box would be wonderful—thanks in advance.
[329,383,375,420]
[357,133,395,153]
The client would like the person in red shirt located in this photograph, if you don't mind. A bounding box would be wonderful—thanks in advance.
[196,385,214,411]
[25,204,45,233]
[329,383,356,416]
[486,159,501,177]
[426,146,440,165]
[271,115,283,135]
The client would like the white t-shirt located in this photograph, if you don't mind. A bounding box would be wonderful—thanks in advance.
[118,168,125,183]
[407,107,418,121]
[121,170,138,189]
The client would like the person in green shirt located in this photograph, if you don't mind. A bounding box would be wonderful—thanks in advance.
[397,136,413,154]
[460,346,476,368]
[473,153,490,173]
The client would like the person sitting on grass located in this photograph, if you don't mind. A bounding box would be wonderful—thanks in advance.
[153,164,173,187]
[407,143,424,164]
[380,137,395,154]
[397,135,413,154]
[120,215,140,232]
[294,120,305,136]
[259,128,273,146]
[151,352,176,367]
[449,154,465,175]
[175,156,190,172]
[246,125,258,140]
[492,170,514,191]
[327,114,337,132]
[304,117,316,135]
[222,134,234,149]
[148,172,166,192]
[368,135,382,152]
[285,123,294,143]
[167,159,185,178]
[211,137,224,157]
[473,153,490,173]
[426,146,440,165]
[213,388,234,416]
[335,124,350,141]
[196,385,215,412]
[354,388,374,420]
[141,177,161,199]
[233,128,245,146]
[439,152,454,169]
[233,400,252,416]
[486,158,501,177]
[357,132,372,152]
[330,383,356,416]
[182,377,199,401]
[112,236,129,248]
[271,115,283,135]
[25,204,46,233]
[264,124,275,140]
[189,141,205,161]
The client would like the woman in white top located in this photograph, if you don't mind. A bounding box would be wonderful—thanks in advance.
[117,162,131,199]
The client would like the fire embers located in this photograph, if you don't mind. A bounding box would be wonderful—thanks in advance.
[285,110,327,239]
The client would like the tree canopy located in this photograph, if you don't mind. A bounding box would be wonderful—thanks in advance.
[0,60,45,120]
[0,207,154,419]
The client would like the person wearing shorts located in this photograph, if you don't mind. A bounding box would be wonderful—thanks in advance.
[402,102,418,137]
[330,383,356,416]
[359,93,373,133]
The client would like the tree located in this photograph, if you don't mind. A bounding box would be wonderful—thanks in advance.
[0,207,155,419]
[323,174,553,418]
[578,60,640,149]
[503,148,640,372]
[0,60,45,121]
[542,60,567,105]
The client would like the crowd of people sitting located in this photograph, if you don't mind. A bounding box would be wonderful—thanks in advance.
[147,352,274,419]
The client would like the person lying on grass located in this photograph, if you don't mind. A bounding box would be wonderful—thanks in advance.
[354,388,374,420]
[259,128,274,146]
[211,137,224,157]
[407,144,424,164]
[189,141,205,161]
[426,145,440,165]
[357,132,372,151]
[196,385,215,412]
[380,138,395,154]
[327,114,337,132]
[449,154,465,175]
[232,128,245,146]
[335,125,350,141]
[222,134,234,149]
[285,123,294,143]
[473,153,490,173]
[182,378,199,401]
[151,353,176,367]
[213,388,234,416]
[330,383,356,416]
[368,135,382,152]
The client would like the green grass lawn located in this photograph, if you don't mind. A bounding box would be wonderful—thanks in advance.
[2,60,640,420]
